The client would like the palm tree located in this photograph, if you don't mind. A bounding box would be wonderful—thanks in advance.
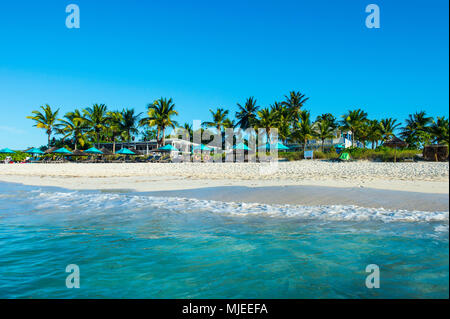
[204,108,230,134]
[379,118,401,142]
[282,91,309,125]
[106,111,123,154]
[270,102,292,143]
[58,109,88,150]
[400,111,433,148]
[341,109,368,147]
[139,97,178,147]
[366,120,382,149]
[120,108,142,146]
[314,117,336,151]
[142,127,159,142]
[182,122,193,138]
[429,116,449,145]
[26,104,61,147]
[316,113,338,129]
[235,97,259,130]
[257,107,277,143]
[83,104,110,148]
[294,110,315,151]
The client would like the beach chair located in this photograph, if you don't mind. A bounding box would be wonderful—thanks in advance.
[158,155,172,163]
[151,155,161,163]
[304,150,314,160]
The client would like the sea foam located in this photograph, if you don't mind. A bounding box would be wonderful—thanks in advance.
[30,190,449,226]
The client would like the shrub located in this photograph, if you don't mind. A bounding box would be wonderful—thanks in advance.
[0,151,28,162]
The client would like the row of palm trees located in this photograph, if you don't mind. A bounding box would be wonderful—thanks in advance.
[27,91,449,152]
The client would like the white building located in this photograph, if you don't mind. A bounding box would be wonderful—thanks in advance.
[287,130,363,151]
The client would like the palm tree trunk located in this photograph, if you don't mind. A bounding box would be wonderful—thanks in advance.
[156,128,161,147]
[113,136,116,154]
[322,139,324,152]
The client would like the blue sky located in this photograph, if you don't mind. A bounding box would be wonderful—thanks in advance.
[0,0,448,149]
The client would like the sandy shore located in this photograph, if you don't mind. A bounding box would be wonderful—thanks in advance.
[0,161,448,210]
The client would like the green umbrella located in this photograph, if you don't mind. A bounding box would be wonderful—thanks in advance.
[339,152,350,161]
[84,147,103,155]
[258,142,289,150]
[52,147,72,155]
[116,148,135,155]
[233,143,250,151]
[0,148,16,154]
[157,144,179,152]
[25,147,44,155]
[193,144,213,151]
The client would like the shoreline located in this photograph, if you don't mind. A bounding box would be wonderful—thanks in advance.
[0,161,448,211]
[0,175,448,212]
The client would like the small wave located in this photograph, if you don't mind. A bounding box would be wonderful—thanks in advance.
[27,190,449,226]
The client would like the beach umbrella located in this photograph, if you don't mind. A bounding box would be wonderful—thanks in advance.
[71,149,87,156]
[233,143,251,151]
[383,136,408,163]
[116,148,135,155]
[0,148,16,154]
[99,147,114,156]
[258,142,289,151]
[128,147,142,155]
[45,146,58,154]
[84,147,103,155]
[24,147,44,155]
[156,144,179,152]
[193,144,213,151]
[52,147,72,155]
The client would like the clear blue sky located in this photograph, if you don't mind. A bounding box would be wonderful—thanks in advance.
[0,0,448,149]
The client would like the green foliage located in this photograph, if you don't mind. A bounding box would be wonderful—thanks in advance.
[278,148,421,162]
[0,151,28,162]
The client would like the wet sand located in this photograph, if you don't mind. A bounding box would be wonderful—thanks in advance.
[141,185,449,212]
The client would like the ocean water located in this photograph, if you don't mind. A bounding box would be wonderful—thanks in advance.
[0,182,448,299]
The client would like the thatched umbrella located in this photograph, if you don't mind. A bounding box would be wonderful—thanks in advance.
[423,144,449,162]
[71,149,87,156]
[45,146,58,154]
[99,147,113,156]
[128,147,142,155]
[383,136,408,162]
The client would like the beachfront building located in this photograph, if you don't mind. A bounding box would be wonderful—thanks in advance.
[287,130,363,151]
[98,138,195,155]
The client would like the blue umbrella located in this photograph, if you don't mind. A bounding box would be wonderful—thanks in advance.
[25,147,44,155]
[52,147,72,155]
[233,143,250,151]
[116,148,135,155]
[193,144,213,151]
[84,147,103,155]
[258,142,290,150]
[157,144,179,152]
[0,148,16,154]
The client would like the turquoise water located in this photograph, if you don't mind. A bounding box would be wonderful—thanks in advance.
[0,182,448,298]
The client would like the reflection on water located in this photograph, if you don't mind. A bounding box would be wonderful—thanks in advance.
[0,182,448,298]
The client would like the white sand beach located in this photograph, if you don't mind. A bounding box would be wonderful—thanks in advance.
[0,161,448,211]
[0,161,448,192]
